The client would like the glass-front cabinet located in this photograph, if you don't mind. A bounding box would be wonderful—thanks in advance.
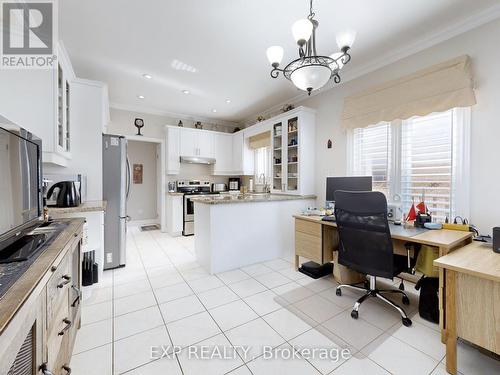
[271,109,315,195]
[272,121,284,192]
[56,62,71,155]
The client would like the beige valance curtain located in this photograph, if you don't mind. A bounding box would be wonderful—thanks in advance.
[249,131,271,149]
[341,55,476,130]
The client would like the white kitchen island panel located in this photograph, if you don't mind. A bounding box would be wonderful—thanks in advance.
[194,196,315,274]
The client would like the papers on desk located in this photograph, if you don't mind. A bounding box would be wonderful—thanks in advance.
[390,224,427,237]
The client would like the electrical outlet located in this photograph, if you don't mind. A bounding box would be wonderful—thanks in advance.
[106,253,112,263]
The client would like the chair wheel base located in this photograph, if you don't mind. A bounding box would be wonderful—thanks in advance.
[402,295,410,305]
[402,317,412,327]
[336,288,342,296]
[351,310,359,319]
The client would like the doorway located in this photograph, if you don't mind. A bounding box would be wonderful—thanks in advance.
[125,135,166,231]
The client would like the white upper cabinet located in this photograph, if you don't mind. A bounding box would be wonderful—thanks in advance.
[232,131,254,175]
[179,128,215,159]
[270,107,316,195]
[197,131,215,158]
[166,126,180,174]
[0,43,76,166]
[213,133,234,175]
[165,107,314,183]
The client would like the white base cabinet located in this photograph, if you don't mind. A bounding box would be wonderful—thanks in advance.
[166,194,183,236]
[49,210,105,281]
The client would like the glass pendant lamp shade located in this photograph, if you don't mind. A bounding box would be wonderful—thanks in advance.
[290,64,331,92]
[292,19,313,45]
[336,30,356,49]
[266,46,284,66]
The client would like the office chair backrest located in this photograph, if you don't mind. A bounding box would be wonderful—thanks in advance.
[334,190,394,279]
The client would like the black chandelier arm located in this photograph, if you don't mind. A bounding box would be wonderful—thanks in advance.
[270,67,284,79]
[341,52,351,65]
[333,72,341,84]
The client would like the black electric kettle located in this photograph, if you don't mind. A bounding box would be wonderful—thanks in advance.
[46,181,81,207]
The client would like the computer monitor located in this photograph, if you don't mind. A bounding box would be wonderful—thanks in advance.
[326,176,372,202]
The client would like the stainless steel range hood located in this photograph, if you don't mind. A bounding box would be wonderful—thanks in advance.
[180,156,216,165]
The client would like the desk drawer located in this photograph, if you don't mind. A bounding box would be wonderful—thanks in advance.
[296,219,322,237]
[295,231,322,263]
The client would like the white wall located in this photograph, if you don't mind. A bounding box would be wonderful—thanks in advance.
[107,108,236,138]
[257,19,500,235]
[127,140,158,221]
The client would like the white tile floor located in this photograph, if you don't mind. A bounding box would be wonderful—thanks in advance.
[70,227,500,375]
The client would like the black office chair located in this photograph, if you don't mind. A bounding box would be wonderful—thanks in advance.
[334,190,412,327]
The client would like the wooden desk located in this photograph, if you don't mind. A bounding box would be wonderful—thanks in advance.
[293,215,473,339]
[434,242,500,374]
[294,215,472,261]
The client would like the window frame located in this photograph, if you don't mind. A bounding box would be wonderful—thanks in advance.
[347,107,471,221]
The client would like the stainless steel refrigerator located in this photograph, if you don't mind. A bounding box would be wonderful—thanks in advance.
[102,134,130,269]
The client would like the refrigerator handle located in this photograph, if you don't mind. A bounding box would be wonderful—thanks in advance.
[126,157,131,199]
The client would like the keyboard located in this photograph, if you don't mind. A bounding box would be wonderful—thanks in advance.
[321,215,336,222]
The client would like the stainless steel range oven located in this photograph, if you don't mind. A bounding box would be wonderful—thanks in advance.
[178,180,218,236]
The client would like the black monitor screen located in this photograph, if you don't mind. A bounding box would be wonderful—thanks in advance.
[326,176,372,201]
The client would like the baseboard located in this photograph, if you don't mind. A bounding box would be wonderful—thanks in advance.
[128,218,160,227]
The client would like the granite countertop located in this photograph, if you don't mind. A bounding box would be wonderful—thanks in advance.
[190,193,316,205]
[168,192,184,196]
[48,200,107,215]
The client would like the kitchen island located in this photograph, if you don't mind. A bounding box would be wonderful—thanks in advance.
[192,194,316,273]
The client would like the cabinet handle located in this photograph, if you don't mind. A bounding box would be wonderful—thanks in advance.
[57,275,71,288]
[39,363,54,375]
[62,365,72,374]
[71,285,82,307]
[58,318,72,336]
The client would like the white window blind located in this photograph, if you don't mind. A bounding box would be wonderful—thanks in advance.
[401,111,453,221]
[349,108,470,222]
[352,122,391,197]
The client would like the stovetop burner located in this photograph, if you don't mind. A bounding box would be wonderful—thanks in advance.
[0,221,68,299]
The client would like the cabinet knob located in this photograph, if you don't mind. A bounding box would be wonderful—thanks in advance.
[50,266,57,272]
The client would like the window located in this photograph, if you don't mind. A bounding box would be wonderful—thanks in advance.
[349,108,470,222]
[351,122,392,197]
[254,146,271,184]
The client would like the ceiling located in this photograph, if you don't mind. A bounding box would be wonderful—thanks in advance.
[59,0,500,124]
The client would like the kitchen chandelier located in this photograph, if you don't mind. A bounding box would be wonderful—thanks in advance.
[266,0,355,95]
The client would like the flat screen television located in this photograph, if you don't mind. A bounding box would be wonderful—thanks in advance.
[0,118,43,249]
